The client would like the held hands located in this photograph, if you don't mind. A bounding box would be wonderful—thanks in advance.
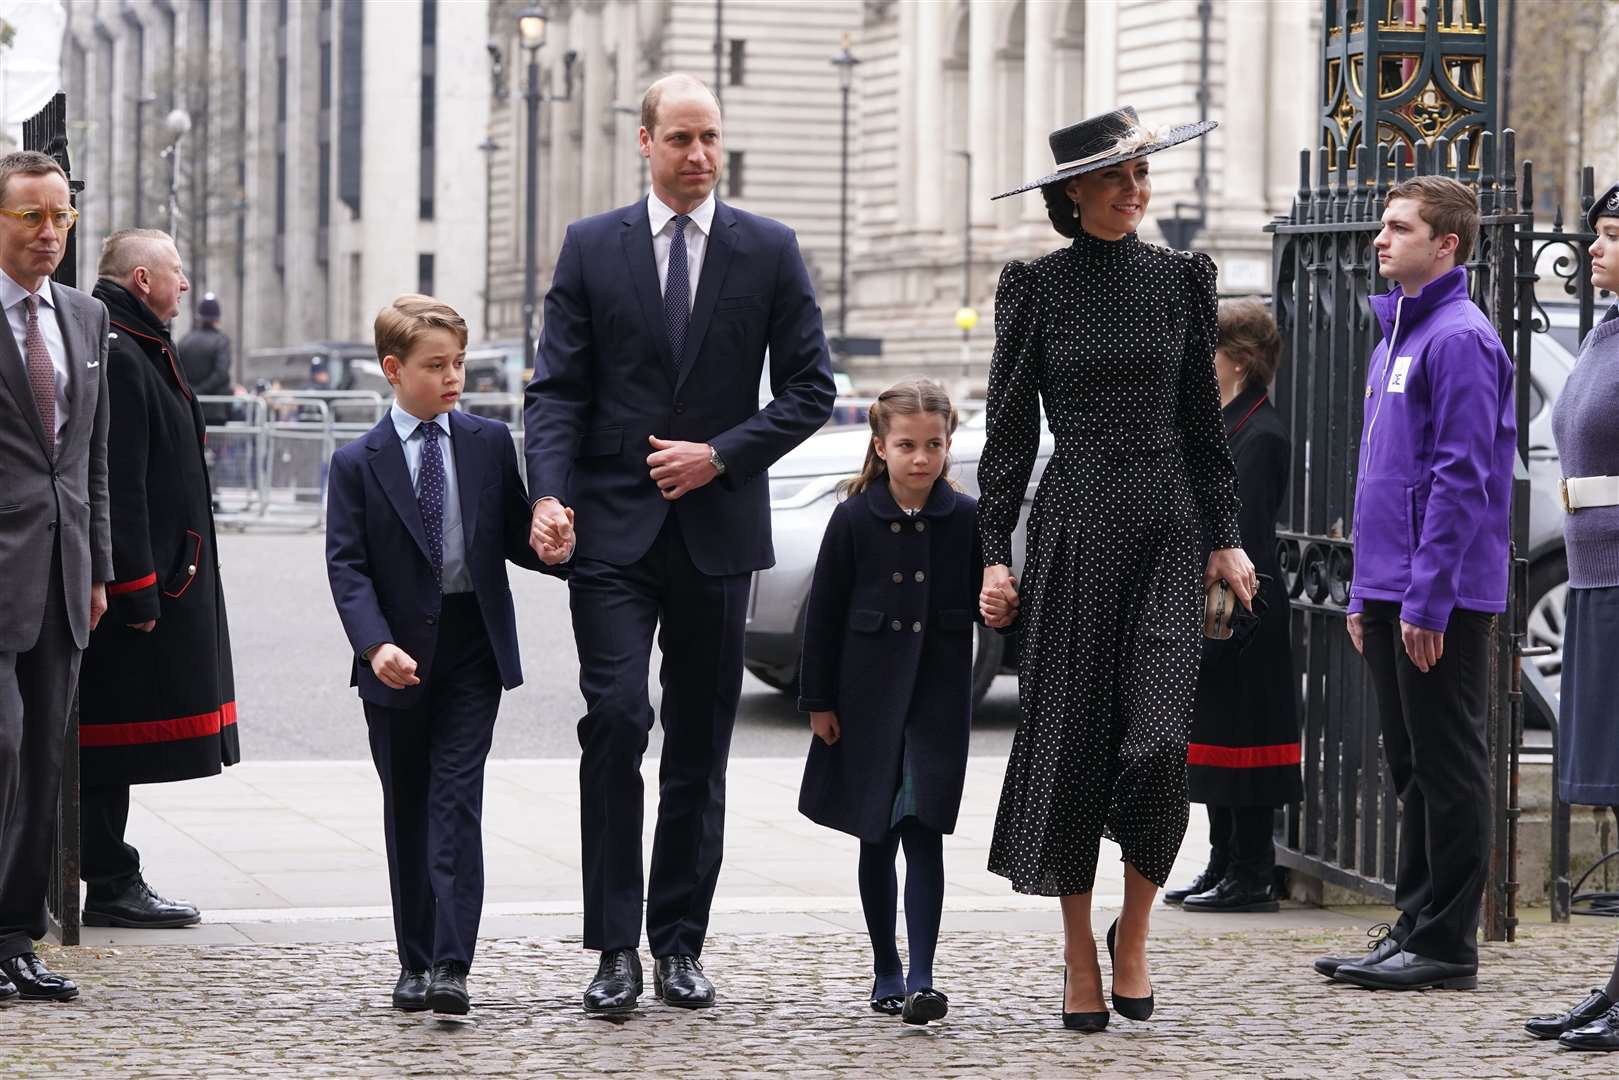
[530,497,576,566]
[980,564,1021,628]
[1400,620,1445,673]
[369,644,421,690]
[1204,547,1258,610]
[89,582,107,632]
[647,436,718,501]
[809,710,841,746]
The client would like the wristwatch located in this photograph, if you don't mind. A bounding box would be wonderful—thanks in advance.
[708,444,727,475]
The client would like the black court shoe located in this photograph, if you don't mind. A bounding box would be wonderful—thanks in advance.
[1526,989,1612,1040]
[1062,969,1108,1033]
[1106,920,1154,1021]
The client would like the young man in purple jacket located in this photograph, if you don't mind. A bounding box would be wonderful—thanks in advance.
[1313,176,1517,992]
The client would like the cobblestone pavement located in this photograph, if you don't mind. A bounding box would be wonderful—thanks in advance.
[9,924,1619,1078]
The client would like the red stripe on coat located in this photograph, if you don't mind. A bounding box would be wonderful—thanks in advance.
[1186,741,1302,769]
[80,702,238,748]
[106,573,158,596]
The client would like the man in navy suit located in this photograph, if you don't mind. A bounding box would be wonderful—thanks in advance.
[525,73,835,1013]
[327,295,568,1016]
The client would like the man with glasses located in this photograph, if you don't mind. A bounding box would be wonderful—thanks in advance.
[0,150,112,1003]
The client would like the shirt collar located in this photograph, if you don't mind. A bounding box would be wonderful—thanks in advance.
[647,189,716,238]
[390,401,452,443]
[0,269,54,312]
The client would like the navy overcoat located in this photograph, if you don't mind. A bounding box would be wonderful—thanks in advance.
[797,477,980,842]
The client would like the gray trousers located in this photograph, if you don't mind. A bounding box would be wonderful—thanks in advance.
[0,542,80,960]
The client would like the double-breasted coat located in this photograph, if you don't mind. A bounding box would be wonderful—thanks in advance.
[78,279,238,786]
[1187,384,1302,807]
[797,478,980,843]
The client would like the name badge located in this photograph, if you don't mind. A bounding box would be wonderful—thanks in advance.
[1387,355,1413,394]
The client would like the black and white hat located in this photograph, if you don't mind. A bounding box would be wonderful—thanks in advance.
[1589,181,1619,233]
[991,105,1217,200]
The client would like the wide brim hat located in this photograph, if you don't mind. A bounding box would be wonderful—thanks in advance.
[1588,181,1619,233]
[992,105,1217,200]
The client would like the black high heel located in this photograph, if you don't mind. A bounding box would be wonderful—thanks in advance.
[1106,919,1155,1021]
[1062,968,1109,1032]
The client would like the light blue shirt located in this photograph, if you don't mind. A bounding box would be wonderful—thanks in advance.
[1,269,70,441]
[389,402,471,594]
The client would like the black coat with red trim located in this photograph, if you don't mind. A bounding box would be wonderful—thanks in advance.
[78,279,238,786]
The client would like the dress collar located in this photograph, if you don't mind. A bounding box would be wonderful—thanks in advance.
[389,402,452,443]
[865,474,958,520]
[1071,226,1138,264]
[647,189,716,238]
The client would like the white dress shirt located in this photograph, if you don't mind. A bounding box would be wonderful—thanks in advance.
[390,402,471,594]
[648,189,716,308]
[2,269,70,440]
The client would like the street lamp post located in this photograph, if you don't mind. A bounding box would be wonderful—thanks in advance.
[478,136,497,341]
[953,149,976,395]
[519,6,548,370]
[830,37,859,358]
[160,107,192,239]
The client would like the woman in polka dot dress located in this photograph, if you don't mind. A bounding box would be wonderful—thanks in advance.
[976,107,1258,1031]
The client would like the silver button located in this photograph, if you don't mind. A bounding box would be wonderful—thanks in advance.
[911,621,922,632]
[890,619,902,631]
[914,521,926,532]
[892,572,903,584]
[915,571,925,582]
[187,564,197,577]
[890,521,902,533]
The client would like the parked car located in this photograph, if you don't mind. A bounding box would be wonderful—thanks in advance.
[745,333,1578,709]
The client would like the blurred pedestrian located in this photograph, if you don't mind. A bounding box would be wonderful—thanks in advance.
[178,292,231,425]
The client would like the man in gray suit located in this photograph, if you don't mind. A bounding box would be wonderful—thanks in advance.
[0,151,111,1003]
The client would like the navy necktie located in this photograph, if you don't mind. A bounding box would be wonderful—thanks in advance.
[416,422,445,589]
[665,214,692,373]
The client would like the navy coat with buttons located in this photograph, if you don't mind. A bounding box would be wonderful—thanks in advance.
[797,477,980,843]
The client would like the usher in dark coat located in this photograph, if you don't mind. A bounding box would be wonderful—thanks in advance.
[1187,384,1302,807]
[797,478,980,843]
[78,279,239,786]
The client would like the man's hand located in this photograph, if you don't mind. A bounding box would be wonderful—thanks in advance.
[1346,613,1364,655]
[1205,547,1258,609]
[89,582,107,632]
[810,710,841,746]
[1400,620,1445,673]
[647,436,719,501]
[369,644,421,690]
[530,497,576,565]
[128,620,157,633]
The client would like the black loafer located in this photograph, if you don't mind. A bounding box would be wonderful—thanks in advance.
[901,987,949,1025]
[1526,989,1612,1040]
[1561,1005,1619,1051]
[1181,875,1279,913]
[654,954,715,1009]
[1335,949,1477,991]
[0,953,79,1002]
[83,878,202,929]
[870,978,904,1015]
[1314,923,1400,980]
[1163,866,1224,905]
[584,949,642,1015]
[425,961,470,1015]
[392,969,429,1012]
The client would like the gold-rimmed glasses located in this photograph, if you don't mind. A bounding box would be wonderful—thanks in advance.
[0,207,80,232]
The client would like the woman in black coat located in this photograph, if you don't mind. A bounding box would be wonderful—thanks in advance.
[1166,298,1301,913]
[798,381,981,1026]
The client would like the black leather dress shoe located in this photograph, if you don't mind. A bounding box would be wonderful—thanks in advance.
[1561,1005,1619,1051]
[1526,989,1612,1039]
[1335,949,1477,991]
[83,879,202,929]
[654,954,715,1008]
[0,953,79,1002]
[392,969,429,1012]
[901,987,948,1025]
[1182,875,1279,913]
[426,961,470,1015]
[583,949,642,1015]
[1163,866,1224,905]
[1313,923,1400,980]
[0,972,16,1003]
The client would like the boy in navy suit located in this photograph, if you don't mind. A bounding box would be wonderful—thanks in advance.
[326,295,569,1015]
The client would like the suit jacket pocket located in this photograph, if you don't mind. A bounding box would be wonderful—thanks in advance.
[848,608,884,634]
[162,529,204,598]
[715,295,761,313]
[577,426,623,459]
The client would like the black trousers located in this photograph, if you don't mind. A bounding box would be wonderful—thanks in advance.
[363,594,501,971]
[0,541,81,960]
[81,783,142,898]
[1206,804,1275,886]
[1360,600,1493,966]
[568,512,749,958]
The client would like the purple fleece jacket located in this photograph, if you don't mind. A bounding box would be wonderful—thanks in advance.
[1348,265,1518,631]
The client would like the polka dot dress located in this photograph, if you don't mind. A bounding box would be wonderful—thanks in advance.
[977,229,1242,895]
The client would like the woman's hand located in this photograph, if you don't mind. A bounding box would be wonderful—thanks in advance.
[981,564,1020,628]
[1204,547,1258,610]
[809,711,841,746]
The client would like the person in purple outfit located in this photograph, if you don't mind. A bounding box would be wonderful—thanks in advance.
[1312,175,1516,993]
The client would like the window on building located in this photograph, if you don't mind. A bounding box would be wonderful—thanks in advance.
[726,150,744,198]
[418,253,435,297]
[729,39,745,86]
[419,1,437,220]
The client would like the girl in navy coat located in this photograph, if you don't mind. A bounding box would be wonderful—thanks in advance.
[797,380,999,1026]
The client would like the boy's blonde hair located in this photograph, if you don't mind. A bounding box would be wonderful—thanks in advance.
[374,293,468,363]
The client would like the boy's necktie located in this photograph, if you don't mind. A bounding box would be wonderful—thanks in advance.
[416,422,445,588]
[665,214,691,374]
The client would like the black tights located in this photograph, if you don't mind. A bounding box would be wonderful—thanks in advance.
[858,824,944,997]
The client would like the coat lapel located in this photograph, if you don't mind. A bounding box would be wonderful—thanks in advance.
[0,302,49,457]
[365,417,433,565]
[450,412,485,555]
[54,289,89,449]
[621,202,675,375]
[675,201,737,396]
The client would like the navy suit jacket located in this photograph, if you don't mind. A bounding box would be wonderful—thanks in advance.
[325,409,560,708]
[524,197,836,576]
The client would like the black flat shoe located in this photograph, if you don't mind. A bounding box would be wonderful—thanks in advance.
[1526,989,1612,1040]
[426,961,470,1015]
[654,954,715,1009]
[1314,923,1400,981]
[1163,866,1224,905]
[1561,1005,1619,1051]
[870,978,904,1015]
[0,953,78,1002]
[391,969,429,1011]
[83,878,202,929]
[1181,874,1280,913]
[901,987,948,1025]
[1062,970,1108,1033]
[1106,920,1154,1021]
[584,949,642,1015]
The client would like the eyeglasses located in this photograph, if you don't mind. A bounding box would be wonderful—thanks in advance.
[0,207,80,232]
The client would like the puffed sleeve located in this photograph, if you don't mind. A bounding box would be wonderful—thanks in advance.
[976,260,1043,568]
[1177,252,1243,551]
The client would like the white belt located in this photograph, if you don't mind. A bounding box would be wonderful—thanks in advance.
[1561,475,1619,513]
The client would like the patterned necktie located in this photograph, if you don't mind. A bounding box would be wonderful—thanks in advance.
[416,422,445,589]
[664,214,692,373]
[23,295,56,455]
